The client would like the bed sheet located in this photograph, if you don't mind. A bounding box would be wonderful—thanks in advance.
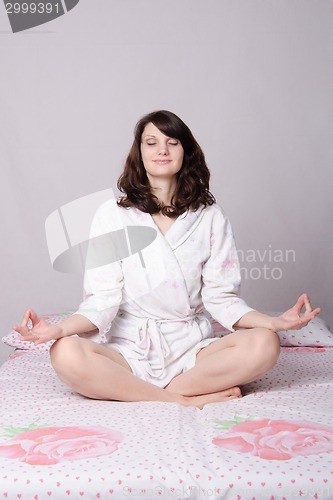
[0,346,333,500]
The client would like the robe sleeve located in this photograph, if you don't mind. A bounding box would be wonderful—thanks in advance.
[72,200,124,337]
[201,207,255,331]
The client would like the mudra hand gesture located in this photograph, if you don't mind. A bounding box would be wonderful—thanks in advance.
[271,293,321,332]
[12,309,63,345]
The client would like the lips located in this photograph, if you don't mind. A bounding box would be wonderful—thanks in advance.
[153,160,172,164]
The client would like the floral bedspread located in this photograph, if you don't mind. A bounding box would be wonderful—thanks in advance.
[0,347,332,499]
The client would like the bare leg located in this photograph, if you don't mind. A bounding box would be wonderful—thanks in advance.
[165,328,280,396]
[50,336,240,408]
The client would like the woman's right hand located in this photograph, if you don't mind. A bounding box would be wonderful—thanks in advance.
[12,309,64,345]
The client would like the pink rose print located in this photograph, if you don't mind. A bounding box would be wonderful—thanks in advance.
[0,426,123,465]
[212,418,333,460]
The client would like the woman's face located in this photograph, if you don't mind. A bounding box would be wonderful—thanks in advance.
[140,122,184,183]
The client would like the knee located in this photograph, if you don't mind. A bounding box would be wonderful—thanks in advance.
[50,336,83,375]
[250,328,280,370]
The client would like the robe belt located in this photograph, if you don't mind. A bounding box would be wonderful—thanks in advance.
[136,314,203,379]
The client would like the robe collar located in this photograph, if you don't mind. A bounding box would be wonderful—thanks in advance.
[149,205,206,251]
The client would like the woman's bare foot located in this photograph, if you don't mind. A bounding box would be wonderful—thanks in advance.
[179,387,242,409]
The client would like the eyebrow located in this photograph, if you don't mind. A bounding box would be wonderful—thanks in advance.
[142,134,176,140]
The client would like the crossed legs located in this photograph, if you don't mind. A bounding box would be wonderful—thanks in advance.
[50,328,280,408]
[165,328,280,395]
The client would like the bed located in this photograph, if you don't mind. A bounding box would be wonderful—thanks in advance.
[1,312,333,499]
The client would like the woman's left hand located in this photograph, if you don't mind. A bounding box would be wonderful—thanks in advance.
[271,293,321,332]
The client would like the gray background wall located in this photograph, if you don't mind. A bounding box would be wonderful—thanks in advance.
[0,0,332,365]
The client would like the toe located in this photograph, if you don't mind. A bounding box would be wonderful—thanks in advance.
[228,386,242,398]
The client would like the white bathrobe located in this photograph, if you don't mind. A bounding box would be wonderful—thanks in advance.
[74,199,254,387]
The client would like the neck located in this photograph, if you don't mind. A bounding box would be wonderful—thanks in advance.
[149,177,177,206]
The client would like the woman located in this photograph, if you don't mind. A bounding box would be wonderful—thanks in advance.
[13,110,320,408]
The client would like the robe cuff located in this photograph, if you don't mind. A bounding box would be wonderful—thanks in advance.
[221,302,256,332]
[72,308,112,338]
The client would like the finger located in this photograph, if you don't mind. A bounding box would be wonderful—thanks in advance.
[29,309,40,327]
[19,334,35,343]
[313,307,321,316]
[300,307,321,326]
[34,338,46,346]
[14,324,29,336]
[294,294,306,315]
[19,329,41,342]
[20,309,32,329]
[302,294,313,314]
[306,307,321,321]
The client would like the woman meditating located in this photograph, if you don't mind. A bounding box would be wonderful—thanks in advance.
[13,110,320,408]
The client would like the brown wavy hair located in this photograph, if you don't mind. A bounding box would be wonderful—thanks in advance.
[117,110,215,217]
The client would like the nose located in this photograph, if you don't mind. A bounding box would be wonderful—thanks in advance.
[158,143,169,155]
